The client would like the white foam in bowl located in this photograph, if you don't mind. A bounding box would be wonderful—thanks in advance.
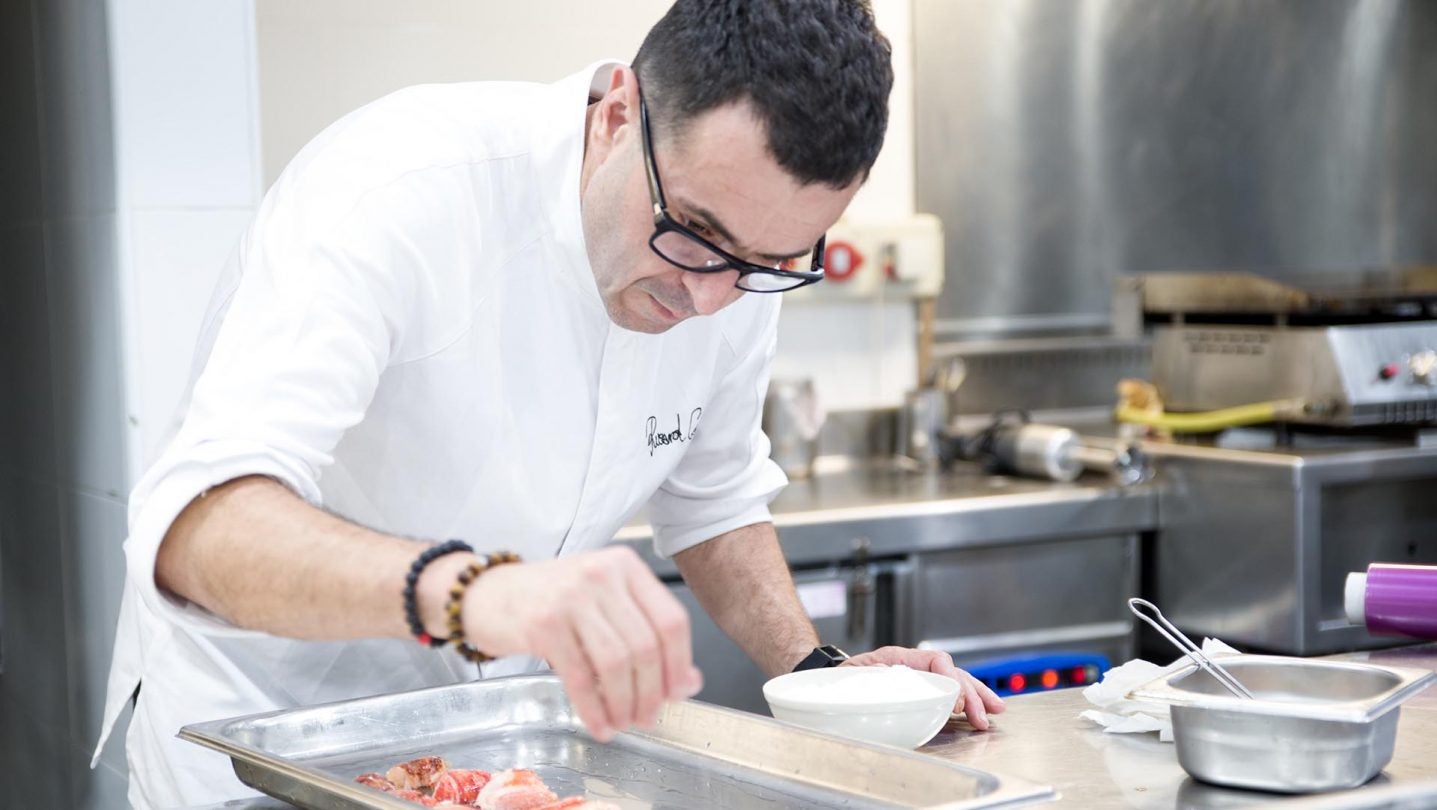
[762,666,961,749]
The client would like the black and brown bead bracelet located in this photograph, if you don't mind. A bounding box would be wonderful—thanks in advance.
[444,551,522,662]
[403,539,474,648]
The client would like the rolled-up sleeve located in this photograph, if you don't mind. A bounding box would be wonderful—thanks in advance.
[646,299,789,558]
[124,186,411,637]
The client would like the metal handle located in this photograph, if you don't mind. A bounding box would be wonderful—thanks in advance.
[846,539,873,641]
[1128,598,1254,700]
[846,571,872,640]
[1070,441,1154,487]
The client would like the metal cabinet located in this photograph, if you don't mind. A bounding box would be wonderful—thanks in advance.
[669,558,909,715]
[670,532,1138,713]
[628,462,1158,713]
[1148,442,1437,655]
[906,534,1138,670]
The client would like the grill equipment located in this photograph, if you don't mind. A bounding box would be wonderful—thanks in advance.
[1116,270,1437,426]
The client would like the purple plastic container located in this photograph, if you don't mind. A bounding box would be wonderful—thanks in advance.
[1345,563,1437,640]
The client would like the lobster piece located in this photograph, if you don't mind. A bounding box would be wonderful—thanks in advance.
[431,768,493,804]
[386,755,449,790]
[475,768,558,810]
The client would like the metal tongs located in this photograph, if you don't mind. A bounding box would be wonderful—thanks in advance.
[1128,598,1255,699]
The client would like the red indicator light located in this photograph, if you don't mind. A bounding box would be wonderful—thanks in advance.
[1009,673,1027,692]
[1071,667,1087,685]
[1041,669,1060,689]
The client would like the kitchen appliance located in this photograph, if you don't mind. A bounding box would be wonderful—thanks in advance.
[1115,270,1437,656]
[952,412,1152,486]
[963,652,1109,697]
[1116,270,1437,426]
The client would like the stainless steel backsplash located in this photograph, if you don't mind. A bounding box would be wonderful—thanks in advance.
[914,0,1437,337]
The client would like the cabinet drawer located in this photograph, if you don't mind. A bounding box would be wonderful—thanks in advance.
[910,534,1137,643]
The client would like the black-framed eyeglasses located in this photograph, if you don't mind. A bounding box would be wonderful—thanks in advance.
[639,94,825,293]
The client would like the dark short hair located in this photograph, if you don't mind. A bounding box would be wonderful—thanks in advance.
[633,0,893,188]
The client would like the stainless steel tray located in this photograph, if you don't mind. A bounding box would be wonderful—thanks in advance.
[1129,655,1436,722]
[180,674,1054,809]
[1129,655,1437,793]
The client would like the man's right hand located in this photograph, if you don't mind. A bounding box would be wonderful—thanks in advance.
[457,546,703,741]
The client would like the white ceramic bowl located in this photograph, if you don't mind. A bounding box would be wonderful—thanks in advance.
[762,667,961,749]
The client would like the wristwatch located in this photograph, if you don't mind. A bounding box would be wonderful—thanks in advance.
[792,644,849,672]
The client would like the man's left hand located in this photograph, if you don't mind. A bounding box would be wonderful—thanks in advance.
[840,646,1006,731]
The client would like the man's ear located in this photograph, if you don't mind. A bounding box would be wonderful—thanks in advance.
[590,65,641,156]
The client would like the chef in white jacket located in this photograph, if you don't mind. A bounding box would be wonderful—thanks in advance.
[97,2,1004,806]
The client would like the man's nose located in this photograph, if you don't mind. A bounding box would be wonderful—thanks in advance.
[682,267,740,316]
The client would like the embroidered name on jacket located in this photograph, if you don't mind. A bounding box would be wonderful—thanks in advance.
[647,409,703,456]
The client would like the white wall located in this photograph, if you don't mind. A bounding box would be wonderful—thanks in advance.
[255,0,675,187]
[770,0,920,411]
[112,0,262,469]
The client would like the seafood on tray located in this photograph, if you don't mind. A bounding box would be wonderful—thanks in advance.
[355,757,619,809]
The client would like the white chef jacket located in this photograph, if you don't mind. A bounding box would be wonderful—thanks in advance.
[96,61,789,809]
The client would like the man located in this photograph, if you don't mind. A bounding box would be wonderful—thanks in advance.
[97,1,1004,806]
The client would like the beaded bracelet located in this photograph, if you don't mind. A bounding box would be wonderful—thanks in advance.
[444,550,523,662]
[403,539,474,647]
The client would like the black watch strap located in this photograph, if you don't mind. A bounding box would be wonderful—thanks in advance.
[792,644,849,672]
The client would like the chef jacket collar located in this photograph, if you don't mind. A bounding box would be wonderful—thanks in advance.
[529,60,624,318]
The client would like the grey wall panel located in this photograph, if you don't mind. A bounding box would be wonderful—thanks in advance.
[0,0,44,225]
[0,225,59,479]
[0,0,131,804]
[915,0,1437,335]
[35,0,117,219]
[45,216,127,499]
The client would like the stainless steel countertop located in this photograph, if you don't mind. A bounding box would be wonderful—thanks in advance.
[182,458,1426,809]
[190,644,1437,810]
[921,643,1437,808]
[189,644,1437,810]
[621,458,1160,576]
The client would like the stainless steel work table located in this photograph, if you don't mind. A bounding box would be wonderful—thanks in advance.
[190,643,1437,810]
[182,467,1434,809]
[621,459,1161,576]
